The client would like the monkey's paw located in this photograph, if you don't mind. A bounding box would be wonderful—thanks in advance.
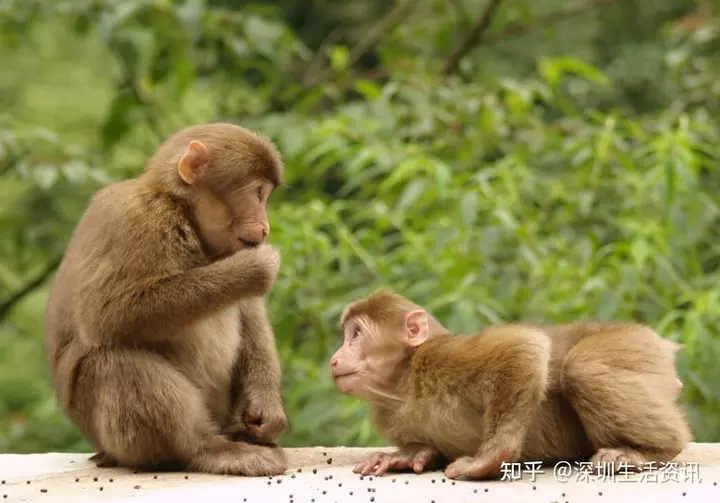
[243,397,289,444]
[590,447,645,474]
[444,450,513,480]
[353,447,438,477]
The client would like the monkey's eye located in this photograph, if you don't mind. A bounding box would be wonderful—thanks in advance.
[351,327,361,340]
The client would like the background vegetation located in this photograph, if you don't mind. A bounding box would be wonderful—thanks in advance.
[1,0,720,453]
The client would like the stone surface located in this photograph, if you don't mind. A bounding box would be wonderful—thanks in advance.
[1,444,719,502]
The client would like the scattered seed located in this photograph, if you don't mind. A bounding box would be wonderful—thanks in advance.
[267,482,271,485]
[297,469,302,473]
[368,476,373,481]
[327,458,333,464]
[562,494,566,497]
[291,475,296,479]
[533,485,536,490]
[360,476,364,480]
[109,478,114,482]
[431,479,436,484]
[99,487,104,491]
[153,475,157,480]
[392,478,396,483]
[40,489,48,493]
[93,477,98,482]
[276,479,282,484]
[26,481,30,484]
[599,492,603,496]
[485,488,489,492]
[338,483,343,487]
[75,478,79,482]
[405,481,409,485]
[3,495,6,499]
[134,485,141,489]
[313,469,318,474]
[184,475,188,480]
[350,492,353,495]
[323,452,327,456]
[451,481,456,485]
[473,489,478,493]
[683,493,686,497]
[370,498,375,502]
[322,491,327,495]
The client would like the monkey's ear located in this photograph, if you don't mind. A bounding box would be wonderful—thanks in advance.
[404,310,429,348]
[178,140,210,185]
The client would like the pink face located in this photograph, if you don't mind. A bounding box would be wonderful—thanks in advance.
[330,309,431,399]
[330,317,370,397]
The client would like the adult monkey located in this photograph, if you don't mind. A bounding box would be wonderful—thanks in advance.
[45,123,289,475]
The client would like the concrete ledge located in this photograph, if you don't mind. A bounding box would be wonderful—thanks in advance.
[1,444,719,502]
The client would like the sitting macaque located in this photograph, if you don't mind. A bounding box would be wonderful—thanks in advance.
[45,123,289,475]
[331,289,691,480]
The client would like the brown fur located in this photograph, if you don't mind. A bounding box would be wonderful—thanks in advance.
[45,123,288,476]
[332,289,692,480]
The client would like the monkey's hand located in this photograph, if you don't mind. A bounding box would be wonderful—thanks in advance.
[228,244,280,296]
[240,394,289,444]
[444,449,514,480]
[353,445,439,477]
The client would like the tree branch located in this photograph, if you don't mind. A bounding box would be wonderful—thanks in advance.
[303,0,416,88]
[0,254,63,320]
[442,0,504,76]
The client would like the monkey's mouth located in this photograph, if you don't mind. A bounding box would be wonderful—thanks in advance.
[240,239,260,248]
[332,371,357,380]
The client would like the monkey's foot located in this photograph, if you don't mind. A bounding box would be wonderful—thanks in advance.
[187,436,287,476]
[590,447,646,474]
[89,451,119,468]
[353,447,438,477]
[444,450,513,480]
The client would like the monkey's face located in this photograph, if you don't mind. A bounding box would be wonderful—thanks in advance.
[330,315,408,401]
[192,177,274,257]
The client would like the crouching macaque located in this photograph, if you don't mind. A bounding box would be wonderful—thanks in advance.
[45,123,290,476]
[331,289,691,480]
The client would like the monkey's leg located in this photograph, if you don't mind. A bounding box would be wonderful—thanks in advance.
[88,451,119,468]
[561,331,692,473]
[83,349,285,476]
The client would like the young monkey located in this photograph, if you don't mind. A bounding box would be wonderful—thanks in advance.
[331,289,691,480]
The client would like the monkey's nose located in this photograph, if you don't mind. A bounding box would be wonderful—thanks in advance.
[331,358,338,367]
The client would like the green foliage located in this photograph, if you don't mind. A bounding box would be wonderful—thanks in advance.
[2,0,720,452]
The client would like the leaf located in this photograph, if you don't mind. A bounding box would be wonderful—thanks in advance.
[329,46,350,72]
[395,179,427,214]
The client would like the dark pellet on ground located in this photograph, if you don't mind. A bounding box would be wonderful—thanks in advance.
[3,494,6,498]
[267,482,271,485]
[313,469,318,474]
[291,474,296,479]
[405,481,409,485]
[484,488,489,492]
[153,475,158,480]
[75,478,79,482]
[533,485,536,490]
[683,493,686,497]
[599,492,603,496]
[368,477,373,481]
[184,475,188,480]
[329,475,334,479]
[26,481,30,484]
[392,478,396,483]
[93,477,98,482]
[360,476,364,480]
[0,481,4,484]
[297,468,302,473]
[473,489,477,493]
[327,458,333,464]
[40,489,48,493]
[322,491,327,495]
[441,478,446,483]
[99,487,104,491]
[338,483,342,487]
[109,478,114,482]
[134,485,141,489]
[324,476,329,481]
[370,498,375,502]
[431,479,435,483]
[276,479,282,484]
[451,481,456,485]
[562,494,566,497]
[368,488,372,492]
[323,452,327,456]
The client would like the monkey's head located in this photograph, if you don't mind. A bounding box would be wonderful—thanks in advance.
[147,123,284,257]
[330,289,445,403]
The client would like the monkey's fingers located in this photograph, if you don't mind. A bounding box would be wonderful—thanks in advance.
[354,453,384,475]
[374,457,402,476]
[411,449,436,473]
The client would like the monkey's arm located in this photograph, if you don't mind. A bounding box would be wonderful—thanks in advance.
[226,297,287,443]
[445,329,551,480]
[75,249,276,346]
